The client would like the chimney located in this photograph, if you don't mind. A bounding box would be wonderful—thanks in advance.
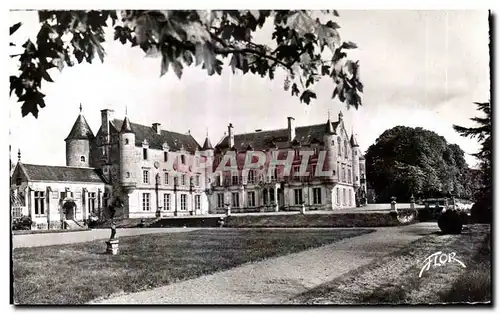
[228,123,234,148]
[152,123,161,135]
[101,109,114,135]
[287,117,295,141]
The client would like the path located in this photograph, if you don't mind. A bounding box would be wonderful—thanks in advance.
[12,228,195,249]
[91,222,438,304]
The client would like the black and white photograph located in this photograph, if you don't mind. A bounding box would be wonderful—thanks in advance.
[8,6,492,306]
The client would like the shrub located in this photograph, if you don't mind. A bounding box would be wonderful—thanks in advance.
[417,207,434,222]
[437,210,463,234]
[471,192,492,224]
[12,215,33,230]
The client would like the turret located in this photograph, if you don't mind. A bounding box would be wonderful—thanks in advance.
[351,133,361,187]
[65,104,94,167]
[201,133,214,189]
[119,115,136,187]
[323,113,336,178]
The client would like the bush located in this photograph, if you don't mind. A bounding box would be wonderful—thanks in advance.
[471,192,492,223]
[437,210,463,234]
[12,215,33,230]
[417,207,434,222]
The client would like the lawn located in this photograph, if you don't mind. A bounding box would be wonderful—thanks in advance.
[12,228,373,305]
[287,224,491,305]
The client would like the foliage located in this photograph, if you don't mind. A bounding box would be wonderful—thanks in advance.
[437,210,463,234]
[365,126,475,202]
[453,101,491,223]
[12,215,33,230]
[10,10,363,118]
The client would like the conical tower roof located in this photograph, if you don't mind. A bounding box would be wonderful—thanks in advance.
[120,116,134,134]
[325,118,334,134]
[350,134,359,147]
[65,106,94,141]
[202,137,213,150]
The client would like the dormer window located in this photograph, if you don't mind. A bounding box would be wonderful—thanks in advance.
[164,152,168,162]
[143,148,148,160]
[181,155,186,164]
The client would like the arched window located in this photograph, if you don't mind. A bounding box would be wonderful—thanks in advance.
[337,137,342,156]
[125,139,129,145]
[344,140,348,159]
[80,156,85,162]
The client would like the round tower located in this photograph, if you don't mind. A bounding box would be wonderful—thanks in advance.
[323,114,336,178]
[65,104,94,167]
[119,116,136,187]
[351,133,361,188]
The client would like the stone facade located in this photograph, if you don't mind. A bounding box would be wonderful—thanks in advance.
[11,107,368,229]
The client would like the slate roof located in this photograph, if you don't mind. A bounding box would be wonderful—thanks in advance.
[20,163,108,183]
[120,116,134,133]
[216,120,341,151]
[202,137,213,150]
[65,114,95,141]
[113,119,202,153]
[350,134,359,147]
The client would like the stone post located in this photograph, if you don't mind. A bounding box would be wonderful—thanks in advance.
[274,188,279,212]
[301,203,306,214]
[390,196,397,213]
[410,194,415,210]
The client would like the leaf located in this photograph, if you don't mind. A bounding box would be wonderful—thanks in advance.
[249,10,260,21]
[229,53,239,73]
[291,83,300,97]
[182,50,193,66]
[341,41,358,49]
[172,60,183,79]
[40,68,54,82]
[333,10,339,17]
[160,50,170,76]
[299,90,316,105]
[10,22,22,35]
[285,11,316,36]
[316,23,341,51]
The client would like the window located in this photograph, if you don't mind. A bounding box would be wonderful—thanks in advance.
[338,137,342,156]
[143,170,149,184]
[164,172,169,184]
[344,140,348,159]
[196,175,200,186]
[88,192,96,213]
[180,194,187,210]
[125,139,129,145]
[263,189,268,205]
[103,193,109,208]
[313,188,322,204]
[248,170,255,184]
[348,190,352,206]
[342,166,346,182]
[216,174,221,186]
[34,191,45,215]
[143,148,148,160]
[181,155,186,164]
[163,193,171,211]
[232,192,240,208]
[294,189,303,205]
[336,187,340,205]
[80,156,85,162]
[293,165,300,177]
[343,188,347,206]
[356,176,359,182]
[310,165,317,177]
[164,152,168,162]
[126,172,130,178]
[247,191,256,207]
[232,173,239,185]
[271,168,278,181]
[195,195,201,210]
[269,189,275,203]
[12,207,22,218]
[181,175,186,186]
[142,193,150,211]
[217,193,224,208]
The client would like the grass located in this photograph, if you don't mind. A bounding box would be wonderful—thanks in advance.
[12,228,373,305]
[441,233,491,304]
[287,224,491,305]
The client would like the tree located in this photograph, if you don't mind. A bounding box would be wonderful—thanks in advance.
[9,10,363,118]
[453,101,492,223]
[365,126,472,203]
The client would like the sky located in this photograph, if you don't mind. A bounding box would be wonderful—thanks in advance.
[8,10,490,168]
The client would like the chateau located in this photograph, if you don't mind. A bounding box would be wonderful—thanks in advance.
[10,106,367,229]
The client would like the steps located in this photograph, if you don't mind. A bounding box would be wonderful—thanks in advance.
[64,219,87,230]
